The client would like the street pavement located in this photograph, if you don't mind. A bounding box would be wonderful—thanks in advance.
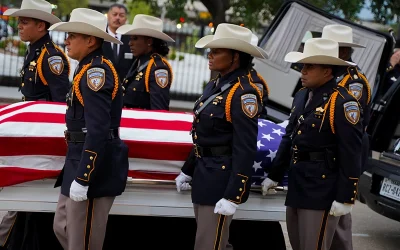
[281,201,400,250]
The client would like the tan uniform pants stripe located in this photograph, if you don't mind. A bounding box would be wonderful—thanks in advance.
[286,207,343,250]
[53,194,115,250]
[193,204,233,250]
[0,211,17,247]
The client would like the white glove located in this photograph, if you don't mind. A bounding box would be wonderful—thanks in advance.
[261,178,278,196]
[175,171,192,192]
[69,180,89,202]
[214,198,238,216]
[329,201,353,217]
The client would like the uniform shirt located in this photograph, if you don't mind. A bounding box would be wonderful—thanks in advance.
[248,68,269,119]
[335,60,371,127]
[268,78,363,210]
[182,68,262,206]
[20,33,70,102]
[122,53,172,110]
[56,48,129,198]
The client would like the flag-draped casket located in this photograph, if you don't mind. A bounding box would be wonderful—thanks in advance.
[0,102,288,187]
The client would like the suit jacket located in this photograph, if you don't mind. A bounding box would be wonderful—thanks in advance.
[102,35,134,82]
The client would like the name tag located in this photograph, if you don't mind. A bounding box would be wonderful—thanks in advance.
[124,53,133,59]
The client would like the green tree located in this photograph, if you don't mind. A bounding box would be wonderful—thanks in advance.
[369,0,400,25]
[126,0,154,23]
[52,0,89,17]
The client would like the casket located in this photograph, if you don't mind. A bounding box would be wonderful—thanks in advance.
[0,101,288,187]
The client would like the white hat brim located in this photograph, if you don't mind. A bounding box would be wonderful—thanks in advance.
[195,35,268,59]
[116,25,175,42]
[285,52,356,66]
[49,22,122,45]
[338,42,365,48]
[4,9,61,24]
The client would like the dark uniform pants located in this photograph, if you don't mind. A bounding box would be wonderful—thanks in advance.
[53,194,115,250]
[286,207,351,250]
[193,204,233,250]
[330,214,353,250]
[0,211,17,247]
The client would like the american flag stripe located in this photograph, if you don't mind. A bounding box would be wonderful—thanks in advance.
[0,101,288,187]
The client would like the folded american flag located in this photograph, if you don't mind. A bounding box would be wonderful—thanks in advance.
[0,102,288,187]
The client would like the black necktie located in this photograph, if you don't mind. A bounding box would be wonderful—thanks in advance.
[113,36,119,62]
[305,91,313,108]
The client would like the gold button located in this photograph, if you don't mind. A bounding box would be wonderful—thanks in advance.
[84,173,88,177]
[312,124,315,128]
[239,188,243,191]
[87,165,90,169]
[210,113,213,117]
[29,78,32,81]
[333,158,336,161]
[196,119,200,123]
[236,196,240,199]
[194,135,197,139]
[133,88,136,91]
[199,102,203,106]
[354,183,357,186]
[90,156,93,160]
[354,191,357,194]
[322,175,326,179]
[125,79,128,83]
[222,165,225,169]
[297,130,302,135]
[242,180,245,183]
[351,198,354,201]
[21,83,24,87]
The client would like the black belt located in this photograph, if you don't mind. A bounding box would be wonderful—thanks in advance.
[292,147,326,163]
[64,129,120,143]
[193,144,232,157]
[22,96,47,101]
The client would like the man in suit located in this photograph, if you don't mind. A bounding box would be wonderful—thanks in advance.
[103,3,134,81]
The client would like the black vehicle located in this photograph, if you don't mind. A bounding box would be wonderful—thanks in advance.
[359,72,400,222]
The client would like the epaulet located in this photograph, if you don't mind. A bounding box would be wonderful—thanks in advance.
[225,75,262,122]
[37,42,70,86]
[338,66,371,104]
[72,56,119,106]
[144,53,173,92]
[248,68,270,97]
[296,87,307,94]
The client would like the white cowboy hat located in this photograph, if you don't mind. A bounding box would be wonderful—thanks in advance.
[3,0,61,24]
[48,8,121,45]
[195,23,269,59]
[251,34,259,46]
[285,38,356,66]
[116,14,174,42]
[322,24,365,48]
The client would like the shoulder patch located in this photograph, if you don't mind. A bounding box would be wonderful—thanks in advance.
[343,101,360,125]
[241,94,258,118]
[348,83,363,100]
[254,83,264,92]
[48,56,64,75]
[87,67,105,92]
[155,69,169,88]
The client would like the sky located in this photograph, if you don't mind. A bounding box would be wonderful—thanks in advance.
[359,2,374,20]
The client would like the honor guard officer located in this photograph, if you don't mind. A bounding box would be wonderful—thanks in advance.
[175,23,268,250]
[261,38,364,250]
[0,0,69,249]
[5,0,70,102]
[248,33,270,119]
[116,14,174,110]
[50,8,129,250]
[321,24,371,250]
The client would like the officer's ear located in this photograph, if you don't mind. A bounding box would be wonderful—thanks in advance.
[145,37,153,47]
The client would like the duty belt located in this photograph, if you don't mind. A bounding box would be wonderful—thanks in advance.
[292,145,326,164]
[64,128,120,143]
[193,144,232,158]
